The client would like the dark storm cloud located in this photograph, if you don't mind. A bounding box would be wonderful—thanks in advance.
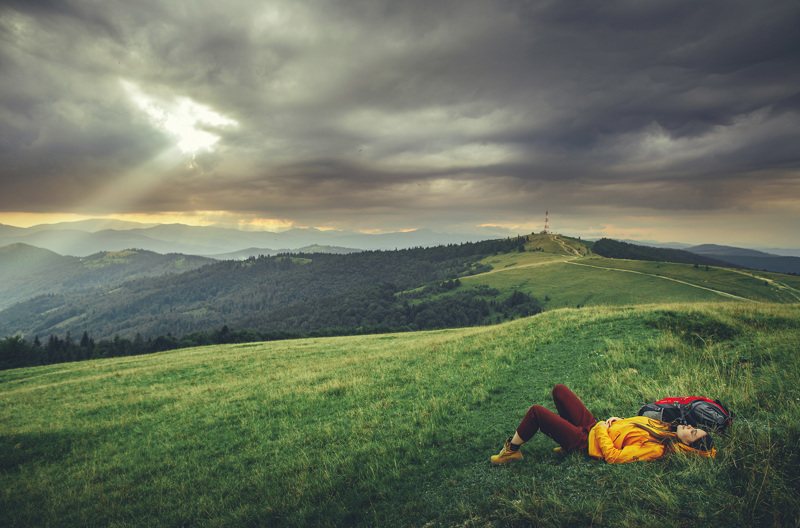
[1,0,799,232]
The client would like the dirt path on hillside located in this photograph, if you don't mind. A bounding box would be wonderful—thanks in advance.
[566,261,758,303]
[726,269,800,302]
[553,236,582,256]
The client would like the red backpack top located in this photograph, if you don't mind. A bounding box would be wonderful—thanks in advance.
[637,396,733,433]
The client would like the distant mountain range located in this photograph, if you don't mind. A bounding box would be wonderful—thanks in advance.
[1,222,797,280]
[208,245,362,260]
[598,238,800,258]
[0,243,215,311]
[589,239,799,274]
[684,244,800,275]
[0,221,498,257]
[0,242,385,311]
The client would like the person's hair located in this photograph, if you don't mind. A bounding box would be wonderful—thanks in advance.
[632,419,716,458]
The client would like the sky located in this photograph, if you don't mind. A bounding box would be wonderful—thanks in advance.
[1,0,799,248]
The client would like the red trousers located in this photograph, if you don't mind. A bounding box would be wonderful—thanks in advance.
[516,384,598,452]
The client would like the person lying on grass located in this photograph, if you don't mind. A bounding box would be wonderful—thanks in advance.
[491,384,716,464]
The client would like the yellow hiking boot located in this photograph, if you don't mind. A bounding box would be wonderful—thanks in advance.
[491,437,523,464]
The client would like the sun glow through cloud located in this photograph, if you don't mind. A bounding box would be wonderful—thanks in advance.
[53,83,244,228]
[121,80,238,155]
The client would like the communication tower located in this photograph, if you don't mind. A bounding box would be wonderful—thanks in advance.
[540,210,550,234]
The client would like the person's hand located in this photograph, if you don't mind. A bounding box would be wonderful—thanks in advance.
[600,417,622,429]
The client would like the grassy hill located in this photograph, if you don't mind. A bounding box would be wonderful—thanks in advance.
[438,234,800,311]
[2,301,798,527]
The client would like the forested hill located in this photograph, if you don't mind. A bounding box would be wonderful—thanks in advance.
[686,244,800,275]
[592,238,742,268]
[0,238,525,341]
[0,244,215,310]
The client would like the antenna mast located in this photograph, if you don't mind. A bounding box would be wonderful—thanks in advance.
[544,210,550,234]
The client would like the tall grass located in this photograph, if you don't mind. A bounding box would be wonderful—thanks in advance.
[2,302,799,526]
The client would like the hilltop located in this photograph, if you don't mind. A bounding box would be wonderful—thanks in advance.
[439,234,800,309]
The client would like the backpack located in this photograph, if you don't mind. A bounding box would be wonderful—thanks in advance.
[637,396,733,433]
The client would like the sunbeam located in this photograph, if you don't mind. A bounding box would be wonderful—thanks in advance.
[121,80,238,156]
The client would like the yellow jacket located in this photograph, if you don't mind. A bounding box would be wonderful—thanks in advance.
[588,416,666,463]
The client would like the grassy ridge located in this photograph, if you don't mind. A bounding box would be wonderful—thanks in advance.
[454,237,800,310]
[2,302,799,526]
[571,257,800,303]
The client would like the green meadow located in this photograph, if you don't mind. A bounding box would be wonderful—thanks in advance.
[2,301,799,526]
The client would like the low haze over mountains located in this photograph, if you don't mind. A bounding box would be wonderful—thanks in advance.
[0,221,498,257]
[3,221,798,259]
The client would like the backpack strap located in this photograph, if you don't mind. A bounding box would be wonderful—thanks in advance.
[678,402,689,425]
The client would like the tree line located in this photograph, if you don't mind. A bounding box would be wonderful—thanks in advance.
[1,284,542,371]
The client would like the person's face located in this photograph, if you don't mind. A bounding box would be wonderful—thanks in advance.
[677,424,708,446]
